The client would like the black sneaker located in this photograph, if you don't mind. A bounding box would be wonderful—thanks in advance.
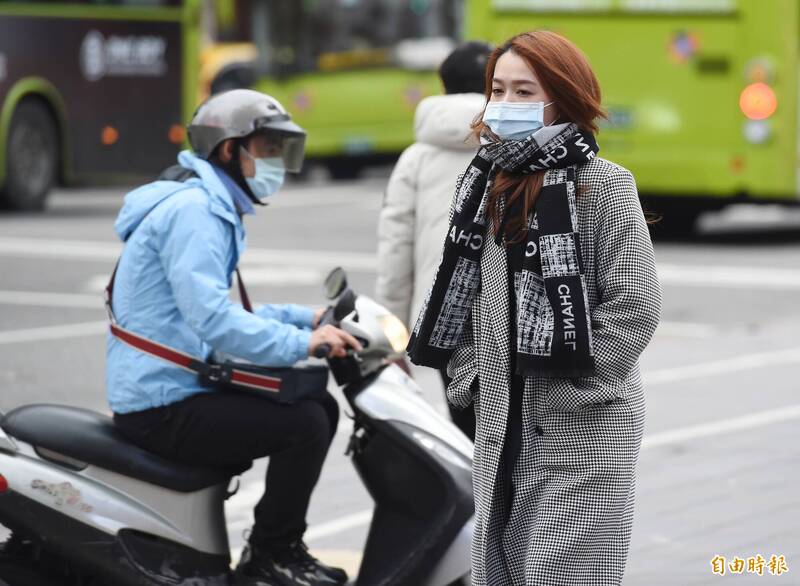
[234,540,348,586]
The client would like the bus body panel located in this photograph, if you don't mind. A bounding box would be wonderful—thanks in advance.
[0,1,202,193]
[466,0,799,201]
[0,14,183,183]
[255,69,442,158]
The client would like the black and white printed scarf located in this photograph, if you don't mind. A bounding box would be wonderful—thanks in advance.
[407,122,599,378]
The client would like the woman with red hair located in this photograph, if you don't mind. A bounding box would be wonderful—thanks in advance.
[408,31,661,584]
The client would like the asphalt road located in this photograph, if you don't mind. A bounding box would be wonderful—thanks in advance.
[1,173,799,585]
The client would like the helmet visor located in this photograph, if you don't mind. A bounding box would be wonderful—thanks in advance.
[280,133,306,173]
[251,128,306,173]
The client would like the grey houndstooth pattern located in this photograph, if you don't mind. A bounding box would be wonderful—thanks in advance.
[446,157,661,585]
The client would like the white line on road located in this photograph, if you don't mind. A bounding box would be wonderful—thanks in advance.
[0,237,376,272]
[655,321,720,339]
[657,263,800,290]
[2,315,800,389]
[0,294,741,343]
[0,237,119,261]
[642,346,800,386]
[642,404,800,450]
[81,266,324,292]
[0,290,103,309]
[305,510,374,542]
[0,294,736,344]
[0,320,107,345]
[230,402,800,546]
[268,190,382,210]
[7,237,800,289]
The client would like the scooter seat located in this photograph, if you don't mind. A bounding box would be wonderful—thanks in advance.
[1,404,248,493]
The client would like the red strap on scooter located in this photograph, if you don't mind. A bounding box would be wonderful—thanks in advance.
[105,264,281,393]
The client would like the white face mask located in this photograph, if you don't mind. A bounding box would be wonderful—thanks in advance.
[482,101,554,141]
[240,147,285,200]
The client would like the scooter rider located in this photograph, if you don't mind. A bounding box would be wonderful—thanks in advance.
[107,89,360,586]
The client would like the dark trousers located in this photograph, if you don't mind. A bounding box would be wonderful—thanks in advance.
[439,370,476,442]
[114,390,339,548]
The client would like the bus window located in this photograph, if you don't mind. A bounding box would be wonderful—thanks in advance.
[254,0,461,76]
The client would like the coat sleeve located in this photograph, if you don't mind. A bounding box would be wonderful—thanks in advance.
[158,200,311,367]
[548,167,662,411]
[255,304,314,329]
[375,146,421,327]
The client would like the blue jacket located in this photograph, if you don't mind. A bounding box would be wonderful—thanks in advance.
[106,151,313,414]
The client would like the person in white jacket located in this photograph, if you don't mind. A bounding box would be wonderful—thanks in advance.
[376,42,491,441]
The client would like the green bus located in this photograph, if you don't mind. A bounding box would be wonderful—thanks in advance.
[203,0,461,179]
[0,0,201,210]
[467,0,799,231]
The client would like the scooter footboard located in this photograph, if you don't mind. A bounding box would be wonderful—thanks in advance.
[351,420,474,586]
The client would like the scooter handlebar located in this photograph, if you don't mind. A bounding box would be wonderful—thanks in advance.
[313,344,332,359]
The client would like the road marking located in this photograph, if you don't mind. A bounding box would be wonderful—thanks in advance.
[657,263,800,290]
[227,402,800,546]
[2,313,800,390]
[81,266,323,292]
[655,321,719,339]
[0,321,107,345]
[268,190,382,209]
[0,290,102,309]
[6,236,800,289]
[305,510,374,542]
[0,292,725,342]
[0,237,119,261]
[642,346,800,386]
[0,237,376,272]
[642,404,800,450]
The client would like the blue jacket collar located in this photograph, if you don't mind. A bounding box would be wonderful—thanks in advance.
[177,150,243,225]
[211,165,255,216]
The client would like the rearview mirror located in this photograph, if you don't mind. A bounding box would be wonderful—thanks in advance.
[324,267,347,300]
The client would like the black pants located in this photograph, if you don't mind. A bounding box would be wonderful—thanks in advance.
[114,390,339,549]
[439,370,476,442]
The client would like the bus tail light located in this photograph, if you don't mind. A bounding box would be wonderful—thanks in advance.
[101,126,119,146]
[168,124,185,145]
[739,82,777,120]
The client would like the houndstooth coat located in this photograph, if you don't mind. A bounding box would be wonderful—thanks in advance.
[446,157,662,585]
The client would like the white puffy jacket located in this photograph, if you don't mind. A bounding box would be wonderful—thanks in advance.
[376,93,485,327]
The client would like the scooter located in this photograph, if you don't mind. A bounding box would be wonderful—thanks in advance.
[0,268,475,586]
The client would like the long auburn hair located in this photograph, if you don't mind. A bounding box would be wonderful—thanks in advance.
[473,31,606,243]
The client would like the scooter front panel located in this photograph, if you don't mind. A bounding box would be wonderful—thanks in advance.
[0,425,15,453]
[353,364,474,460]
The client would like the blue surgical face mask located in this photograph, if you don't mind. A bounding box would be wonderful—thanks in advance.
[241,148,285,200]
[482,100,554,141]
